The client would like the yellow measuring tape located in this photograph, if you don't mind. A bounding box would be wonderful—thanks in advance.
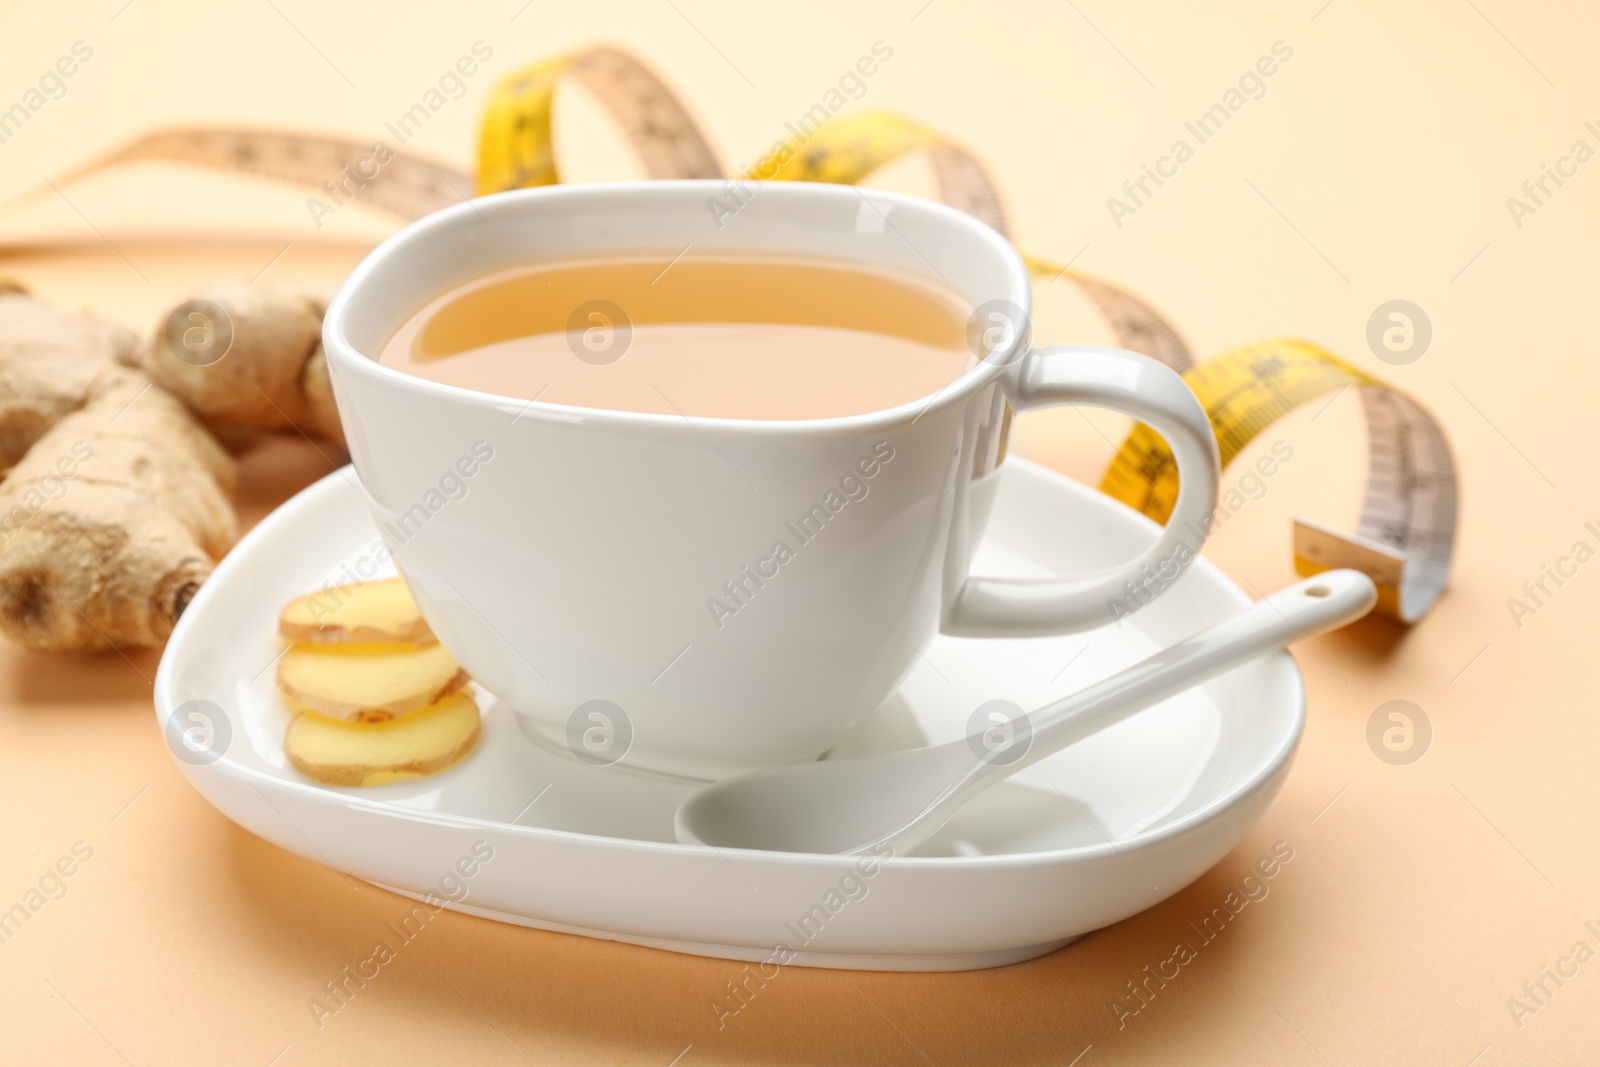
[1098,340,1455,622]
[8,45,1457,622]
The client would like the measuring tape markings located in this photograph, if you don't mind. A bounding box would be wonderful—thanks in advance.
[2,45,1458,622]
[1099,340,1456,622]
[477,47,723,194]
[44,127,472,224]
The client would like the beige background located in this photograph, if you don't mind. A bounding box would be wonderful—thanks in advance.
[3,0,1599,1063]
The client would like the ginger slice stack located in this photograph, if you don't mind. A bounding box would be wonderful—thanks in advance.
[275,578,480,786]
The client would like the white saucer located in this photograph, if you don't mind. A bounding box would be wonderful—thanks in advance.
[154,458,1304,971]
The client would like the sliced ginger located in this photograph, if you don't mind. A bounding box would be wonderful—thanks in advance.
[277,641,466,721]
[273,579,477,785]
[278,578,436,646]
[284,691,481,786]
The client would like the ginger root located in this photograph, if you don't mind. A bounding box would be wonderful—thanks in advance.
[0,275,353,653]
[0,289,143,470]
[144,279,345,450]
[284,691,482,787]
[0,294,237,651]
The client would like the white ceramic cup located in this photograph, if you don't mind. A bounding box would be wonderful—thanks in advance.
[323,181,1220,780]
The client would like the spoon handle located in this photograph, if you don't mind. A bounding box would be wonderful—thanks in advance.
[863,570,1377,856]
[1005,569,1377,778]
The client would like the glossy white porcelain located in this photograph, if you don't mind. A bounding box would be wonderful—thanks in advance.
[154,460,1304,971]
[321,181,1221,777]
[679,570,1370,855]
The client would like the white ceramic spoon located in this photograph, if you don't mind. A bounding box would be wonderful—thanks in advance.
[675,569,1376,856]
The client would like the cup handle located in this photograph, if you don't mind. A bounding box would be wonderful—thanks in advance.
[943,345,1221,637]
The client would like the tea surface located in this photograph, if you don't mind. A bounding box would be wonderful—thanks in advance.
[378,254,975,419]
